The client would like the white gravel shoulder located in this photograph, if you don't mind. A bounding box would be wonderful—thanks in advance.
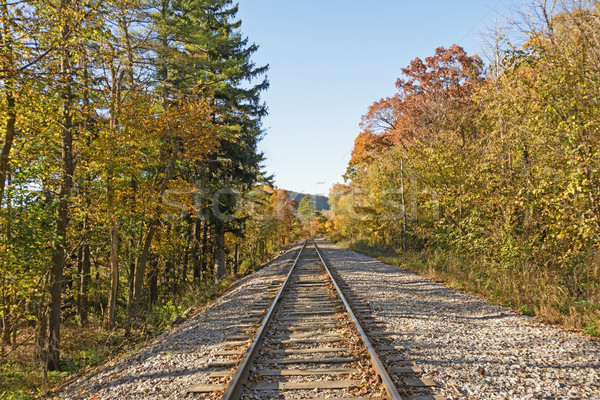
[315,239,600,400]
[53,243,302,400]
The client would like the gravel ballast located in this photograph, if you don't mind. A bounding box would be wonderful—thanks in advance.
[315,239,600,400]
[53,240,600,399]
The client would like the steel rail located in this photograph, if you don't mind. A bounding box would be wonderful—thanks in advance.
[312,239,403,400]
[221,240,308,400]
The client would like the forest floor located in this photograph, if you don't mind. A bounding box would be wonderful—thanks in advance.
[1,324,151,400]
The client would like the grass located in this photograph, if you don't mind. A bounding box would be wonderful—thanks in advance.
[0,360,43,400]
[342,240,600,340]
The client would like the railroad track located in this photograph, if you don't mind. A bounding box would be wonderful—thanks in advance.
[189,240,444,400]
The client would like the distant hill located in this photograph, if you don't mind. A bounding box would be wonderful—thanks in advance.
[286,191,330,211]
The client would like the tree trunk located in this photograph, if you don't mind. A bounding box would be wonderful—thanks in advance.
[45,20,75,370]
[2,177,13,348]
[131,142,179,319]
[148,267,158,306]
[131,224,156,318]
[76,53,94,328]
[214,223,226,282]
[78,244,90,326]
[0,0,16,204]
[128,245,135,315]
[400,156,407,251]
[192,220,202,280]
[105,58,122,330]
[1,290,11,346]
[0,90,15,204]
[106,223,118,329]
[181,230,190,283]
[201,221,209,280]
[127,179,138,314]
[233,242,239,277]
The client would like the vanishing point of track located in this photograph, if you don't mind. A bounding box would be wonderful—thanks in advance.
[189,240,444,400]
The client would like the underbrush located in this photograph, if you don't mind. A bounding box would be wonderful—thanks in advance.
[343,240,600,340]
[0,261,262,400]
[0,322,145,400]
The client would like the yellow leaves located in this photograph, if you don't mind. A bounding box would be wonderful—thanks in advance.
[157,92,220,162]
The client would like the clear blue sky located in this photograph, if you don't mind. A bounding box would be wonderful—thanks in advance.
[237,0,515,195]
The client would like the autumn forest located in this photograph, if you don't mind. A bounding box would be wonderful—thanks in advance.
[329,2,600,340]
[1,0,600,398]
